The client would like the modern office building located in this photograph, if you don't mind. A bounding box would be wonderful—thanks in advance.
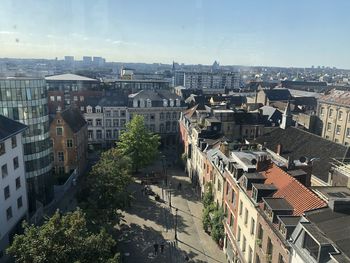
[0,78,53,211]
[0,115,28,261]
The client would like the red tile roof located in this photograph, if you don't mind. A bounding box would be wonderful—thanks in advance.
[262,164,327,215]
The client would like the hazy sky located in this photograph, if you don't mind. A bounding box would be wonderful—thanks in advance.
[1,0,350,68]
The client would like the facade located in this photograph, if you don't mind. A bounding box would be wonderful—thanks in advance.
[0,116,28,261]
[128,90,186,146]
[82,95,128,148]
[113,79,170,93]
[50,108,88,177]
[179,71,240,91]
[317,89,350,145]
[0,78,53,210]
[46,73,100,115]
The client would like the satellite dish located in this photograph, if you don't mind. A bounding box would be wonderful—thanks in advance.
[251,159,257,165]
[299,156,307,163]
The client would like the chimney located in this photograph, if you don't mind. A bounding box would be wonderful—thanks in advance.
[276,144,283,155]
[220,141,229,157]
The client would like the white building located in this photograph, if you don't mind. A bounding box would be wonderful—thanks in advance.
[0,116,28,261]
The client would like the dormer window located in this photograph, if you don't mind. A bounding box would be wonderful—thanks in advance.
[96,106,101,113]
[140,99,145,108]
[169,99,174,107]
[147,99,152,107]
[176,98,180,106]
[87,106,92,113]
[133,99,138,108]
[163,99,168,107]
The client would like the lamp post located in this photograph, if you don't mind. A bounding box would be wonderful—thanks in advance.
[174,208,178,240]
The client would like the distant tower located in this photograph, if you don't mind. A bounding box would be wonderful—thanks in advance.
[280,101,293,129]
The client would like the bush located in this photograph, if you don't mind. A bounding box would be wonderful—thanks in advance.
[202,183,214,208]
[210,207,225,243]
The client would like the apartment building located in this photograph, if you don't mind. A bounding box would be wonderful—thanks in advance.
[0,116,28,261]
[318,89,350,145]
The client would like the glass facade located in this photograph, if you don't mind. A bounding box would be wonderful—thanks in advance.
[0,78,53,210]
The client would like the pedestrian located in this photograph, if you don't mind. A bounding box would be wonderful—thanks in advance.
[160,243,165,254]
[153,243,159,255]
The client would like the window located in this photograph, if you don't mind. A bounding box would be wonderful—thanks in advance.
[87,119,93,126]
[50,96,55,101]
[80,106,84,111]
[58,152,64,162]
[113,130,119,139]
[17,196,23,209]
[1,164,8,178]
[239,201,243,216]
[105,110,111,117]
[96,130,102,139]
[267,237,273,258]
[11,136,17,148]
[67,139,73,148]
[96,106,101,113]
[303,232,319,260]
[150,113,155,121]
[73,96,78,101]
[120,110,126,117]
[56,127,63,135]
[120,119,126,127]
[320,107,324,115]
[327,122,331,131]
[244,208,248,225]
[96,119,102,126]
[160,112,164,120]
[0,142,4,156]
[88,130,93,139]
[4,186,10,200]
[250,218,255,235]
[347,128,350,137]
[6,207,12,220]
[16,177,21,189]
[336,125,341,134]
[248,246,252,263]
[105,119,111,127]
[229,213,234,227]
[13,157,19,169]
[329,108,334,118]
[57,96,62,101]
[106,129,112,139]
[172,112,177,119]
[278,254,285,263]
[113,119,119,127]
[237,226,241,242]
[87,106,92,113]
[339,111,343,120]
[231,190,235,205]
[80,96,84,101]
[258,223,264,244]
[242,235,246,252]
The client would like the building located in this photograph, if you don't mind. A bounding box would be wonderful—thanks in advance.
[82,56,92,65]
[64,56,74,62]
[317,89,350,145]
[281,80,328,92]
[113,79,170,93]
[180,71,240,91]
[290,187,350,263]
[0,116,28,260]
[46,73,101,115]
[50,108,88,177]
[0,78,53,210]
[128,90,186,146]
[82,93,128,148]
[254,88,293,108]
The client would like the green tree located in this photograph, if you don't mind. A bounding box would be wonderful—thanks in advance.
[202,203,215,232]
[78,148,133,225]
[7,209,120,263]
[117,115,160,172]
[210,207,225,243]
[202,182,214,208]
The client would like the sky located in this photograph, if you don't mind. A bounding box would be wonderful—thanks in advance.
[1,0,350,68]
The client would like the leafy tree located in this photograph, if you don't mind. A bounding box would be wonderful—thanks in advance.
[7,209,120,263]
[78,148,133,225]
[210,207,225,243]
[117,115,160,172]
[202,182,214,208]
[202,203,215,232]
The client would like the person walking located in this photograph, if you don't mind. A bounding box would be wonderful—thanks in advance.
[153,243,159,255]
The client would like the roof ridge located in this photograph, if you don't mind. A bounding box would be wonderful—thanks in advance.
[271,164,327,207]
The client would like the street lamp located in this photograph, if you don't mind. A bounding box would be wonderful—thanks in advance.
[174,208,178,241]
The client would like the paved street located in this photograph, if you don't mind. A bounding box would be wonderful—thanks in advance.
[118,165,226,263]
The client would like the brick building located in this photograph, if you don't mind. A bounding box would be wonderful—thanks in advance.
[50,108,88,177]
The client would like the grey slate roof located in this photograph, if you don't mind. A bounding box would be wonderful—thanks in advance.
[0,115,27,142]
[61,108,87,133]
[254,127,350,183]
[264,89,292,101]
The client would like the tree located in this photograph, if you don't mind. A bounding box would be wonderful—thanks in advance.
[202,203,215,233]
[210,207,225,244]
[78,148,133,225]
[202,182,214,208]
[117,115,160,172]
[7,209,120,263]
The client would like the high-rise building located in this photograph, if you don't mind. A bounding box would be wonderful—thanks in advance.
[64,56,74,62]
[0,78,53,211]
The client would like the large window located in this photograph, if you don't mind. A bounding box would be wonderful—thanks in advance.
[57,152,64,162]
[56,127,63,136]
[67,139,73,148]
[16,177,21,189]
[303,232,319,260]
[11,136,17,148]
[0,142,5,156]
[6,207,12,220]
[1,164,8,178]
[13,157,19,169]
[4,185,10,200]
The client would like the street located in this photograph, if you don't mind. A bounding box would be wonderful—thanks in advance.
[117,165,226,263]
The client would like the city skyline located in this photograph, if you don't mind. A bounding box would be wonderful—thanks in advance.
[1,0,350,69]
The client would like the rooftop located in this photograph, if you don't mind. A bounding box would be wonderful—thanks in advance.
[277,215,301,226]
[0,115,27,142]
[319,89,350,106]
[60,108,87,133]
[263,197,294,211]
[45,73,98,81]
